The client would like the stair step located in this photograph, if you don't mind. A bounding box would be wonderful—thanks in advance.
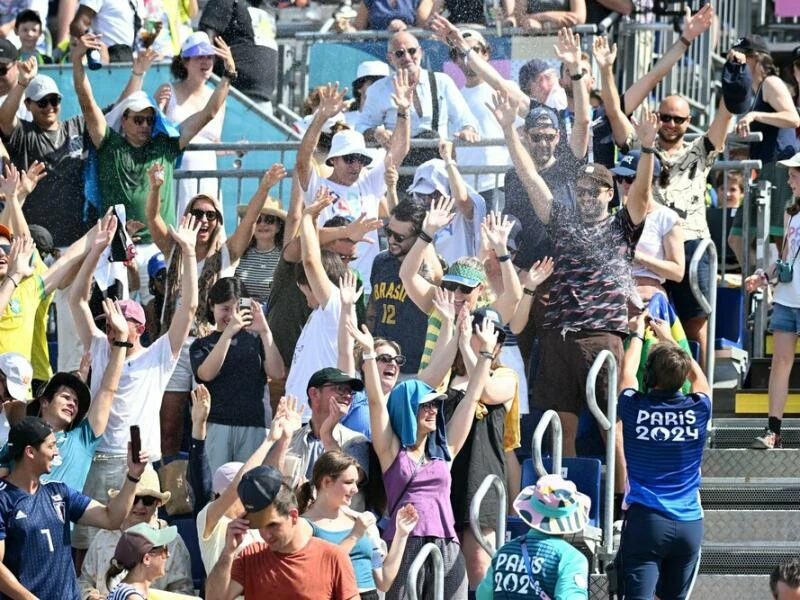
[703,510,800,542]
[712,418,800,448]
[589,574,768,598]
[765,334,800,356]
[734,389,800,414]
[702,448,800,478]
[700,542,800,575]
[701,481,800,508]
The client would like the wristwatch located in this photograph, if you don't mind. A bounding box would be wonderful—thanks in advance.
[112,341,133,348]
[223,70,238,83]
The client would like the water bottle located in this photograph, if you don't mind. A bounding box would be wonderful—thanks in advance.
[86,31,102,70]
[366,526,386,569]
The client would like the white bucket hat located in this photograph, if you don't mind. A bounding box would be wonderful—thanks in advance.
[325,129,373,167]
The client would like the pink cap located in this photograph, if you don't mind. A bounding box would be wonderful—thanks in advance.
[118,299,146,325]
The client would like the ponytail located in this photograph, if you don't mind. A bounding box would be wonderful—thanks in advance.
[105,559,129,590]
[296,480,316,514]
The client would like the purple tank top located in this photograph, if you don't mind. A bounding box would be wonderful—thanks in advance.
[382,449,457,541]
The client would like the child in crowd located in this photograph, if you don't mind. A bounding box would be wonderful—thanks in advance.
[14,10,52,64]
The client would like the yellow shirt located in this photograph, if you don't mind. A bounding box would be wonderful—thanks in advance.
[0,274,46,361]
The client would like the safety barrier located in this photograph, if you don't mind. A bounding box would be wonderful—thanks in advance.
[468,474,507,557]
[689,239,719,405]
[752,179,773,359]
[585,350,618,563]
[407,542,445,600]
[532,409,563,478]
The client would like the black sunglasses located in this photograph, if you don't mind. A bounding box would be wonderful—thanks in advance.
[130,115,156,126]
[659,114,688,125]
[135,495,159,506]
[257,214,279,224]
[615,175,635,184]
[0,243,10,254]
[384,226,415,243]
[341,154,369,165]
[441,280,477,294]
[338,253,357,262]
[189,209,218,222]
[377,353,406,366]
[0,65,9,76]
[529,133,557,143]
[576,186,610,197]
[35,95,61,109]
[393,47,419,58]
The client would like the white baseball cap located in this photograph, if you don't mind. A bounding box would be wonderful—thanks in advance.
[0,353,33,401]
[25,75,60,102]
[778,152,800,168]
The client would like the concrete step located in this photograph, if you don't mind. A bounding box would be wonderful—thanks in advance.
[703,509,800,543]
[712,418,800,448]
[700,542,800,575]
[701,480,800,509]
[701,448,800,478]
[589,573,768,598]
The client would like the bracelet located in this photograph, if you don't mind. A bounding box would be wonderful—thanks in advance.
[479,350,495,360]
[131,71,144,77]
[570,72,585,81]
[523,287,537,296]
[679,36,691,49]
[396,111,409,119]
[223,70,238,83]
[641,146,656,155]
[112,341,133,348]
[497,254,512,262]
[362,351,377,361]
[17,80,29,88]
[418,230,434,244]
[126,472,141,483]
[631,332,645,342]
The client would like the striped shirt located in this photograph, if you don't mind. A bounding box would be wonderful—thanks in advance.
[235,246,281,305]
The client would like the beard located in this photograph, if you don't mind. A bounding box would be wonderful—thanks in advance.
[658,128,684,143]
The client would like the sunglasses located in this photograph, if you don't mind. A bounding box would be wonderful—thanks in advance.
[614,175,635,185]
[449,44,486,60]
[147,545,169,557]
[338,253,357,262]
[441,280,477,294]
[418,400,438,412]
[321,383,354,396]
[659,114,688,125]
[376,354,407,366]
[341,154,369,165]
[576,186,610,198]
[393,47,419,58]
[135,495,159,506]
[189,209,218,222]
[257,214,280,225]
[384,226,415,243]
[529,133,557,143]
[0,243,10,254]
[34,95,61,109]
[0,65,9,76]
[129,115,156,126]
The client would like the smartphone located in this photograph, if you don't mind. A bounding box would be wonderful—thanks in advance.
[130,425,141,464]
[238,298,252,311]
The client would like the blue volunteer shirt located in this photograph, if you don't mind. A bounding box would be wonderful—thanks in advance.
[619,388,711,521]
[0,479,91,599]
[476,529,588,599]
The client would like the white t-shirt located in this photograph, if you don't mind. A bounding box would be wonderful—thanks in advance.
[632,205,680,283]
[0,412,8,446]
[89,331,178,459]
[305,163,386,295]
[433,192,486,265]
[458,82,513,192]
[284,291,342,421]
[775,214,800,309]
[80,0,141,48]
[197,504,263,578]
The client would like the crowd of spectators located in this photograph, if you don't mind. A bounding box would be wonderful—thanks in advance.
[0,1,798,598]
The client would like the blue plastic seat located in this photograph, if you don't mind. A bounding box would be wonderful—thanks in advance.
[165,512,206,592]
[715,286,745,349]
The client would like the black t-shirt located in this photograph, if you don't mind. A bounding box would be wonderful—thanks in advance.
[503,153,581,269]
[190,329,267,426]
[199,0,277,102]
[3,115,90,246]
[369,251,429,374]
[586,0,612,24]
[266,256,312,367]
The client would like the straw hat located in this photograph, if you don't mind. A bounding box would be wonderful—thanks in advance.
[236,197,287,221]
[109,464,171,504]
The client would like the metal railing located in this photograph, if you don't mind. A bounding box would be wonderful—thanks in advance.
[532,409,563,479]
[469,474,507,557]
[752,180,773,359]
[407,542,445,600]
[585,350,618,562]
[689,239,719,411]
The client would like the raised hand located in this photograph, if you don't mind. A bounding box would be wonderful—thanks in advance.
[7,235,34,280]
[246,299,269,334]
[280,395,303,438]
[475,316,499,352]
[76,351,91,383]
[521,256,554,289]
[633,106,660,148]
[456,304,471,339]
[92,212,118,253]
[346,322,375,354]
[304,186,335,218]
[125,220,145,244]
[73,32,103,59]
[224,518,249,555]
[321,396,348,434]
[481,211,512,256]
[0,163,20,199]
[429,14,464,49]
[592,36,617,70]
[431,287,456,322]
[16,56,38,87]
[224,306,247,336]
[148,163,165,189]
[191,384,211,427]
[351,511,377,539]
[395,504,419,536]
[214,36,236,73]
[127,441,149,478]
[345,213,383,244]
[439,139,454,162]
[682,3,713,42]
[421,195,455,235]
[488,90,518,129]
[339,270,363,306]
[261,163,288,189]
[648,315,673,343]
[554,27,582,73]
[454,126,479,143]
[155,84,172,111]
[18,161,47,199]
[168,213,202,253]
[316,82,348,121]
[133,47,159,75]
[102,298,129,341]
[392,68,413,113]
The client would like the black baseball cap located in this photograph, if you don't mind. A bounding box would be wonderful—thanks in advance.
[306,367,365,392]
[524,106,559,131]
[732,35,770,56]
[28,225,54,256]
[0,39,18,63]
[238,466,285,528]
[518,59,552,91]
[28,372,91,430]
[8,416,53,454]
[471,306,506,344]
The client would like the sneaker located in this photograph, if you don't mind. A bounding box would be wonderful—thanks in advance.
[752,429,782,449]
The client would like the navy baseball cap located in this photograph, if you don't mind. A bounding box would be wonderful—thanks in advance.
[612,151,661,178]
[525,106,559,131]
[306,367,365,392]
[238,466,285,528]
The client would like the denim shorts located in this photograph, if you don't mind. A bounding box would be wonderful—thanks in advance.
[769,303,800,334]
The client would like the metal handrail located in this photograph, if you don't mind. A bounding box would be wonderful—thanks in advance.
[469,474,507,557]
[689,239,718,410]
[585,350,618,560]
[532,409,562,478]
[407,543,445,600]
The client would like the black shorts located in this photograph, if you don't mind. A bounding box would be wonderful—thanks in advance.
[532,329,624,416]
